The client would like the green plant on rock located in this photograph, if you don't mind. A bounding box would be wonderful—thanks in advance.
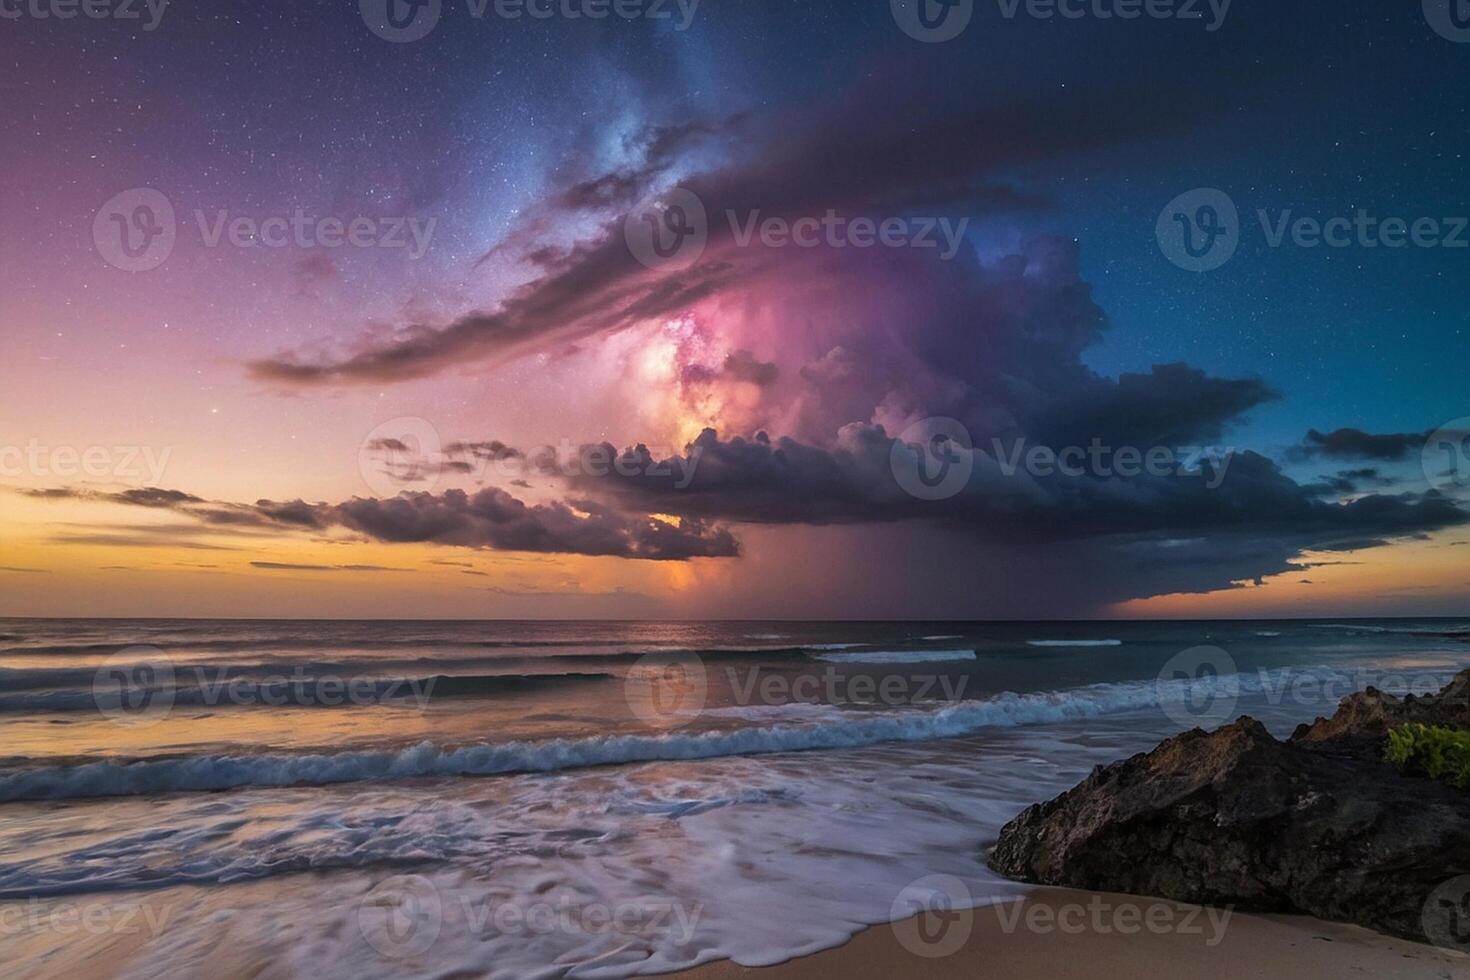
[1385,724,1470,790]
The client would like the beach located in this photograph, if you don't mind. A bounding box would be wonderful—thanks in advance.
[1,618,1467,977]
[681,889,1468,980]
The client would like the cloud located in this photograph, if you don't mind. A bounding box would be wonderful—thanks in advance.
[443,440,522,460]
[569,429,1466,555]
[1296,428,1432,461]
[327,489,738,560]
[220,54,1464,609]
[17,488,321,534]
[1030,363,1279,449]
[681,349,779,388]
[20,484,738,562]
[250,562,411,573]
[1304,467,1397,497]
[246,70,1208,387]
[17,487,206,508]
[46,532,242,551]
[239,223,1466,606]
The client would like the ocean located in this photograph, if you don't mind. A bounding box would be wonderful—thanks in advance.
[1,617,1466,978]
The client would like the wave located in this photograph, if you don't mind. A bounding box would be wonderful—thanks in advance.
[921,634,964,640]
[1026,639,1122,648]
[1255,631,1283,637]
[0,640,817,669]
[0,637,454,656]
[0,636,689,657]
[809,650,976,664]
[0,659,613,690]
[0,671,1287,803]
[1308,624,1470,640]
[0,672,613,714]
[545,647,812,665]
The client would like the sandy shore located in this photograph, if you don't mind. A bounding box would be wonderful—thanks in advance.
[677,888,1467,980]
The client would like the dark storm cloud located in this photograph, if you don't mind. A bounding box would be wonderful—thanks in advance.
[1296,427,1433,461]
[1031,364,1279,448]
[568,429,1467,553]
[251,221,1465,600]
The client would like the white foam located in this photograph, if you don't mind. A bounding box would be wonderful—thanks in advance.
[921,634,964,640]
[809,649,977,664]
[1026,639,1122,648]
[0,742,1073,979]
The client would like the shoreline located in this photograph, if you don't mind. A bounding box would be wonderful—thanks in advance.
[675,888,1466,980]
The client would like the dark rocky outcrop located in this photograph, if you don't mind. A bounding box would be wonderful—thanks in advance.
[989,669,1470,944]
[1292,667,1470,752]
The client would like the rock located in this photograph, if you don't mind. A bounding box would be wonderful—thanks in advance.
[1292,667,1470,752]
[988,670,1470,944]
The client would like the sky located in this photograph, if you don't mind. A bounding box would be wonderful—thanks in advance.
[1,0,1468,619]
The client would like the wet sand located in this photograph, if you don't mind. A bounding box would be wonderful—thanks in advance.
[676,888,1468,980]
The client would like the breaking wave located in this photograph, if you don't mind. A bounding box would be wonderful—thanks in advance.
[0,670,1283,803]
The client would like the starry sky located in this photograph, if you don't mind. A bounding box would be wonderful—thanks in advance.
[2,0,1468,619]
